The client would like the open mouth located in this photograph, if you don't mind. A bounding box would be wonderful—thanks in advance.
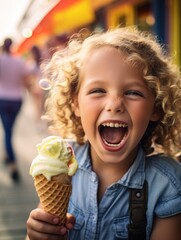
[99,122,128,149]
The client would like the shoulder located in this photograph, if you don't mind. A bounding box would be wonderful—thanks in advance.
[146,154,181,192]
[145,155,181,217]
[10,55,23,62]
[9,55,28,70]
[13,55,27,66]
[146,154,181,188]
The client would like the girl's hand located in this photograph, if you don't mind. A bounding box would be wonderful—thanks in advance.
[26,208,75,240]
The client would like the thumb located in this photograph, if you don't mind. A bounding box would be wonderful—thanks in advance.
[65,213,76,229]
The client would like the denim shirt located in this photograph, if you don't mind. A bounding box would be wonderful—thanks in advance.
[68,141,181,240]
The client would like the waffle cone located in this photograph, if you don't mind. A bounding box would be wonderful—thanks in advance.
[34,174,72,225]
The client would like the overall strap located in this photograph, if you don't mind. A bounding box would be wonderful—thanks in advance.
[127,180,148,240]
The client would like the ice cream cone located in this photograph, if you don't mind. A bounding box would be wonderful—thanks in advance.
[34,174,72,225]
[30,136,78,225]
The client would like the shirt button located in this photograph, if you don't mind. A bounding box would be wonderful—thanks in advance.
[93,216,96,221]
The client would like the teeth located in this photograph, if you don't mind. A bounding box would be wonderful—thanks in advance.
[103,139,121,147]
[101,122,127,128]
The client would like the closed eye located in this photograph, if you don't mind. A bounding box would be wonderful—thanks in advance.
[125,90,144,97]
[89,88,106,94]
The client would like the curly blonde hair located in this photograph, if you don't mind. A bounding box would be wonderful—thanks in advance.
[42,26,181,159]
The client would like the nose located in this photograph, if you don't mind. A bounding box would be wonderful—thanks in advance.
[105,96,125,113]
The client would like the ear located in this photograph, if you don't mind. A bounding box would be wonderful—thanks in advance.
[73,97,80,117]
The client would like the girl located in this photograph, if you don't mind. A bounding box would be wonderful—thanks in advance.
[27,27,181,240]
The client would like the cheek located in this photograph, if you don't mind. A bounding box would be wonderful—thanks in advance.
[130,103,154,128]
[79,94,99,112]
[77,97,100,129]
[80,101,98,120]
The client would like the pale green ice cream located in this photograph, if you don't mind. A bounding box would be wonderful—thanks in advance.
[30,136,78,181]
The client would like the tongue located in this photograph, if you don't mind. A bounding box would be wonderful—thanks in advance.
[101,127,125,144]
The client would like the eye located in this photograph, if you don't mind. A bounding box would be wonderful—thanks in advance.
[89,88,106,94]
[125,90,144,97]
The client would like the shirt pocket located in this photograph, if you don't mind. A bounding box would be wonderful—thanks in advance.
[113,216,129,240]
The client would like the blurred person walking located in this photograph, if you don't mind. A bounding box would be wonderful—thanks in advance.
[0,38,30,182]
[28,45,45,131]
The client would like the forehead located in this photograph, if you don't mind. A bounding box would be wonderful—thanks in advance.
[79,47,148,90]
[80,46,135,76]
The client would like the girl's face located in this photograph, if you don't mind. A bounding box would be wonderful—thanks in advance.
[74,46,159,167]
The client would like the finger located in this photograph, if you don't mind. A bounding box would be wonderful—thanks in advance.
[65,213,76,230]
[27,230,67,240]
[27,216,67,236]
[30,208,61,225]
[27,219,68,240]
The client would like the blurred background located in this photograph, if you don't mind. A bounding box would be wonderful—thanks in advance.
[0,0,180,239]
[1,0,180,66]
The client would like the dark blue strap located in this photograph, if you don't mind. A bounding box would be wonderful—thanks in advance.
[128,180,148,240]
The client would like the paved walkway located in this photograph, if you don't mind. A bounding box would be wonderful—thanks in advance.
[0,94,49,240]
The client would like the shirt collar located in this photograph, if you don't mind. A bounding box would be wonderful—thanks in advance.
[118,146,145,188]
[77,142,145,188]
[76,141,92,170]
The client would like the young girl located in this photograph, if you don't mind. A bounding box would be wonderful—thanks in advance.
[26,27,181,240]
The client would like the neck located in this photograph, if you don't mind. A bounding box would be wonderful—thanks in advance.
[90,147,137,202]
[98,166,126,201]
[92,158,132,202]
